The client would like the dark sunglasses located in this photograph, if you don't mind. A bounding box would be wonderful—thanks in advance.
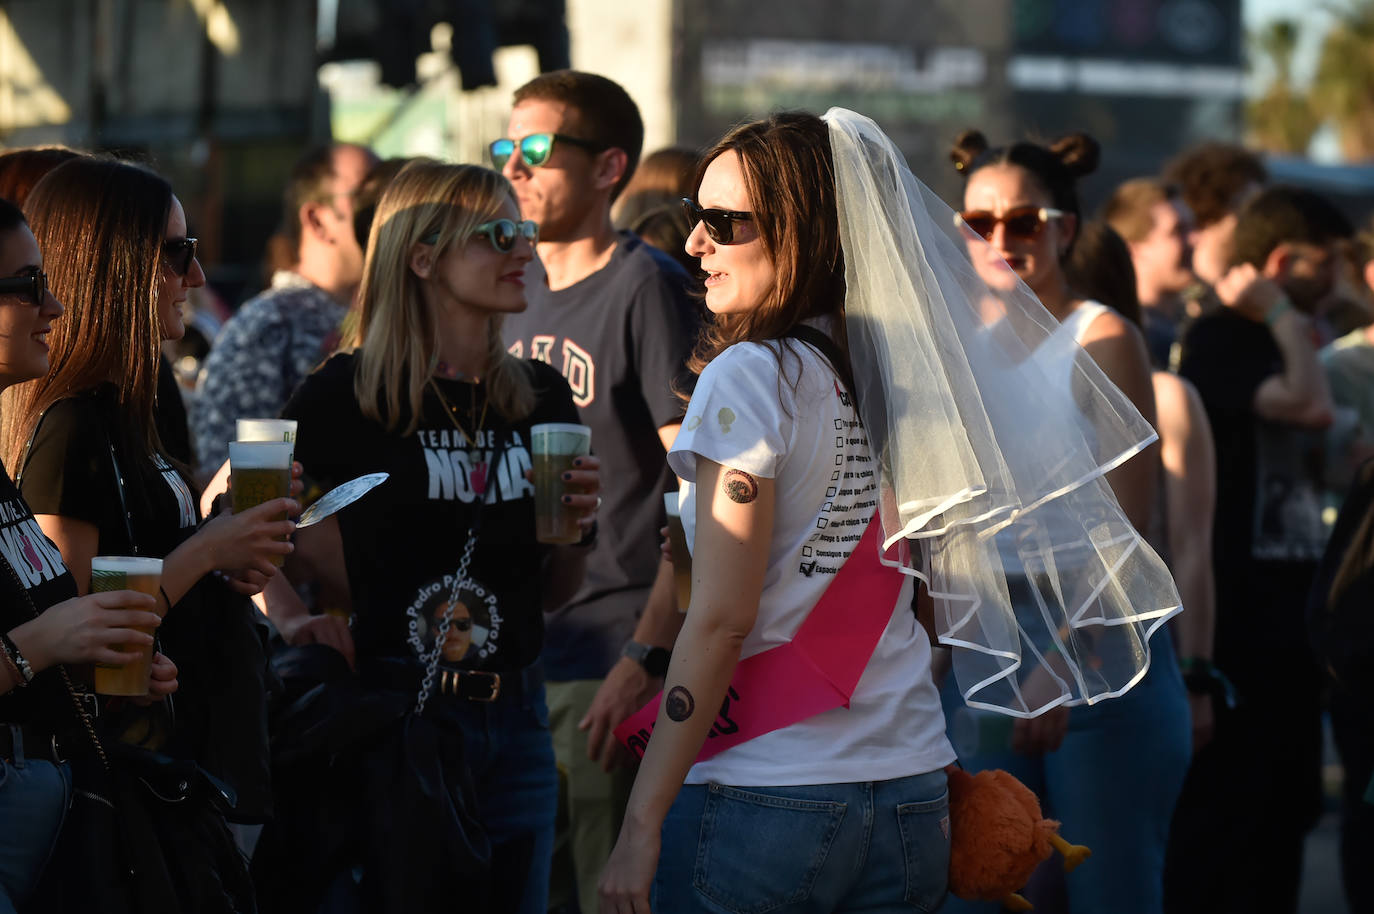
[955,207,1064,242]
[0,269,46,306]
[489,133,608,170]
[422,219,539,254]
[163,237,199,276]
[681,198,753,245]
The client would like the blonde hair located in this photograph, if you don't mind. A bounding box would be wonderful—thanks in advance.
[348,160,535,434]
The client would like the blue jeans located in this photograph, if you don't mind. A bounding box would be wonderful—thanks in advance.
[654,769,950,913]
[939,634,1191,914]
[446,676,558,914]
[0,730,71,914]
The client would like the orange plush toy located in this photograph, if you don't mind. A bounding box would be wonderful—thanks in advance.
[946,766,1092,912]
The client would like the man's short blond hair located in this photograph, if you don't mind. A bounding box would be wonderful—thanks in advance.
[1102,178,1178,243]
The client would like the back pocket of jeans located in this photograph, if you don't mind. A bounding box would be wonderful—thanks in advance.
[693,783,846,914]
[897,791,951,912]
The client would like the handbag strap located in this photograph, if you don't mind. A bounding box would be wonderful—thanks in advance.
[414,429,511,714]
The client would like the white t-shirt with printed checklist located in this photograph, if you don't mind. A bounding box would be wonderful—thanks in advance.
[668,338,955,787]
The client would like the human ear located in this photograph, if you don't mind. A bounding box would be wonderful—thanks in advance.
[300,202,330,242]
[1057,212,1078,257]
[408,243,434,280]
[1262,243,1292,282]
[593,148,629,195]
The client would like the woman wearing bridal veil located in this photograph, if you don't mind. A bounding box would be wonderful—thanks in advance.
[598,110,1180,914]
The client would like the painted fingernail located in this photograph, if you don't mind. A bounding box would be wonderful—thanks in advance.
[562,472,573,481]
[562,495,572,504]
[573,458,584,467]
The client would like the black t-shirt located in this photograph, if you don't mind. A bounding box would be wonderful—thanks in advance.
[503,232,697,679]
[0,461,79,730]
[1178,310,1327,572]
[19,386,200,560]
[283,353,580,674]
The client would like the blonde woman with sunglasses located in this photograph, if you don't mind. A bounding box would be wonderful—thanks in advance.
[259,160,600,914]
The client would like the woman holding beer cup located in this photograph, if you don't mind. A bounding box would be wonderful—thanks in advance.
[261,160,599,913]
[0,158,295,912]
[0,196,177,911]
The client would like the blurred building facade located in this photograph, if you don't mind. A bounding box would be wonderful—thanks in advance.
[1,0,1248,297]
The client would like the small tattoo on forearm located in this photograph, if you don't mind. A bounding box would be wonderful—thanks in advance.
[722,469,758,504]
[665,686,695,721]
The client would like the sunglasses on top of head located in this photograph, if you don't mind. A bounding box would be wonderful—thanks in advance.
[681,198,754,245]
[422,219,539,254]
[488,133,608,170]
[163,237,199,276]
[0,268,46,306]
[955,206,1064,243]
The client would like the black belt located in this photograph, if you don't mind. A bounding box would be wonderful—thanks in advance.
[361,657,542,705]
[435,669,502,701]
[0,723,65,764]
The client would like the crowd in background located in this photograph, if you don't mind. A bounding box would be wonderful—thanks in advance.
[0,63,1371,914]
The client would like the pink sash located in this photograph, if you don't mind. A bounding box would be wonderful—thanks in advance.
[614,512,906,762]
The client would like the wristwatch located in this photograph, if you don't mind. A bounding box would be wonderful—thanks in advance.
[622,640,671,677]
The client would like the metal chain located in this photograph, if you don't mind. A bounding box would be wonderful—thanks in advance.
[2,555,108,770]
[414,529,479,715]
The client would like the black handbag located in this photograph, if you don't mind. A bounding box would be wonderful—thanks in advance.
[253,435,507,913]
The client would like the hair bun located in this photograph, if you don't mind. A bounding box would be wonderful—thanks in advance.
[1051,133,1100,179]
[950,130,989,175]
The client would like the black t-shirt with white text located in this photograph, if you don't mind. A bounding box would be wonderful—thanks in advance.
[19,386,200,561]
[283,353,580,673]
[0,461,79,730]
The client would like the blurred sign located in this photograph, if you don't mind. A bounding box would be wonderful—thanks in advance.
[1013,0,1241,64]
[702,40,988,122]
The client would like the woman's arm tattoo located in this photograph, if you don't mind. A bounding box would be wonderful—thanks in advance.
[722,469,759,504]
[665,685,696,721]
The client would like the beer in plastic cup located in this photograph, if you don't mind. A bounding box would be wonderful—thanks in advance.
[663,492,692,611]
[530,423,592,544]
[91,556,164,696]
[236,419,298,463]
[228,440,293,565]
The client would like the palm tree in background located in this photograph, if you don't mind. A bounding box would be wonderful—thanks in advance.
[1246,20,1320,155]
[1310,0,1374,161]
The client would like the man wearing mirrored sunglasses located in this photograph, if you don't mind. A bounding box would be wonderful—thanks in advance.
[497,70,696,914]
[192,142,378,485]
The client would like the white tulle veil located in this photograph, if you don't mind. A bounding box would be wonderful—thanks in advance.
[823,107,1182,717]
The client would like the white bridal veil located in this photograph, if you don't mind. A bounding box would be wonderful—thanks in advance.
[824,108,1182,717]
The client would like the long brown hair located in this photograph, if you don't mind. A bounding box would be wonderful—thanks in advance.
[686,112,849,387]
[1,157,173,471]
[348,160,535,434]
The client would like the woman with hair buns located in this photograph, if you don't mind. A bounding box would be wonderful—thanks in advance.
[943,131,1191,914]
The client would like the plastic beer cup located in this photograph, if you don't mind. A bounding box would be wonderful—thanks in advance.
[530,423,592,544]
[228,441,293,565]
[236,418,298,463]
[663,492,692,611]
[91,556,164,696]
